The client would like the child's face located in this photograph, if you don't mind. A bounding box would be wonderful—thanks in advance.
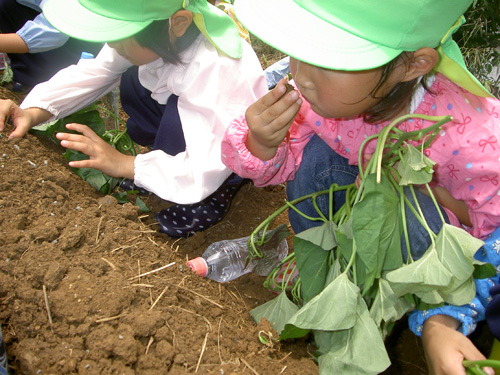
[289,57,405,119]
[108,37,160,66]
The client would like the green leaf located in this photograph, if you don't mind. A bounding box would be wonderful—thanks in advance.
[352,174,402,290]
[417,300,444,311]
[443,276,477,306]
[296,221,338,250]
[435,224,483,280]
[336,219,353,258]
[64,147,118,194]
[369,279,413,327]
[415,289,446,305]
[397,144,436,185]
[433,224,483,303]
[31,105,105,139]
[325,258,342,285]
[250,291,302,335]
[314,301,391,375]
[473,262,498,279]
[386,247,453,301]
[278,322,311,341]
[134,197,150,212]
[30,105,120,194]
[284,274,359,332]
[112,191,132,204]
[293,236,330,302]
[0,61,13,84]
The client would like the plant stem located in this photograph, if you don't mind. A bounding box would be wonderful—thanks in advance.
[463,359,500,374]
[408,185,437,247]
[285,200,325,224]
[248,185,351,257]
[424,184,447,223]
[382,115,452,164]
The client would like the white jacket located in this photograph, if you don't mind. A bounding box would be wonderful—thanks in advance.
[21,34,268,203]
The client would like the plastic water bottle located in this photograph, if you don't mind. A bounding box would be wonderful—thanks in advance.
[187,235,289,283]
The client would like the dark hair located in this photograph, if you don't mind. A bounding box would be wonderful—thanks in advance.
[363,52,431,124]
[133,19,200,64]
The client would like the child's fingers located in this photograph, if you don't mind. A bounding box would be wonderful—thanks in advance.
[273,79,299,104]
[250,80,299,116]
[56,131,88,144]
[64,122,101,141]
[67,158,96,169]
[268,95,302,133]
[0,100,16,133]
[56,131,98,157]
[56,123,105,155]
[58,137,94,156]
[7,118,32,139]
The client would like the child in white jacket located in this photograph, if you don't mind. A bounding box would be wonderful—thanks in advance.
[0,0,268,237]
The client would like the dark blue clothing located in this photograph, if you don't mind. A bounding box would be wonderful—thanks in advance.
[486,284,500,340]
[0,326,7,375]
[0,0,101,87]
[119,66,186,156]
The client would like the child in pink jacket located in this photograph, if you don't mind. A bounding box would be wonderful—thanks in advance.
[222,0,500,374]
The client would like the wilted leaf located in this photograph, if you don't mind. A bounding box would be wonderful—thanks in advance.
[397,144,435,185]
[473,262,498,279]
[315,301,391,375]
[296,220,338,250]
[436,224,484,265]
[386,248,453,297]
[370,279,413,327]
[250,291,302,335]
[285,274,359,331]
[294,236,330,302]
[353,174,402,290]
[135,197,150,212]
[442,276,476,306]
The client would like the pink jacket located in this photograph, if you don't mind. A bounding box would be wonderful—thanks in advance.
[222,73,500,239]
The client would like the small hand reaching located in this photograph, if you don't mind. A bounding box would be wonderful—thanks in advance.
[0,99,35,139]
[56,123,135,179]
[245,78,302,160]
[422,315,494,375]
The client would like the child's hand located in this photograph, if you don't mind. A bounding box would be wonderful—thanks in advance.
[422,315,494,375]
[245,78,302,160]
[0,100,34,139]
[56,123,135,179]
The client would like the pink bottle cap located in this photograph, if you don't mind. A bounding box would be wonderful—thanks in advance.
[186,257,208,277]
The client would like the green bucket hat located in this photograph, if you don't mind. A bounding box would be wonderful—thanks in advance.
[43,0,242,58]
[234,0,492,97]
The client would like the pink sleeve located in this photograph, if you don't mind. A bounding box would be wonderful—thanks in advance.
[423,79,500,238]
[221,113,315,186]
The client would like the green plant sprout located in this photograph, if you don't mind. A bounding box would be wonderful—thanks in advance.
[247,113,498,375]
[97,104,140,157]
[0,54,13,85]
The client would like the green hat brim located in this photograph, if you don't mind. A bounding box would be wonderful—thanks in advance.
[234,0,402,71]
[43,0,152,42]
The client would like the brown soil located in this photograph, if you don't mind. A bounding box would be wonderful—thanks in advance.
[0,85,494,375]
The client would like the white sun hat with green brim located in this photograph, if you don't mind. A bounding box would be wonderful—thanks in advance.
[42,0,243,58]
[234,0,493,97]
